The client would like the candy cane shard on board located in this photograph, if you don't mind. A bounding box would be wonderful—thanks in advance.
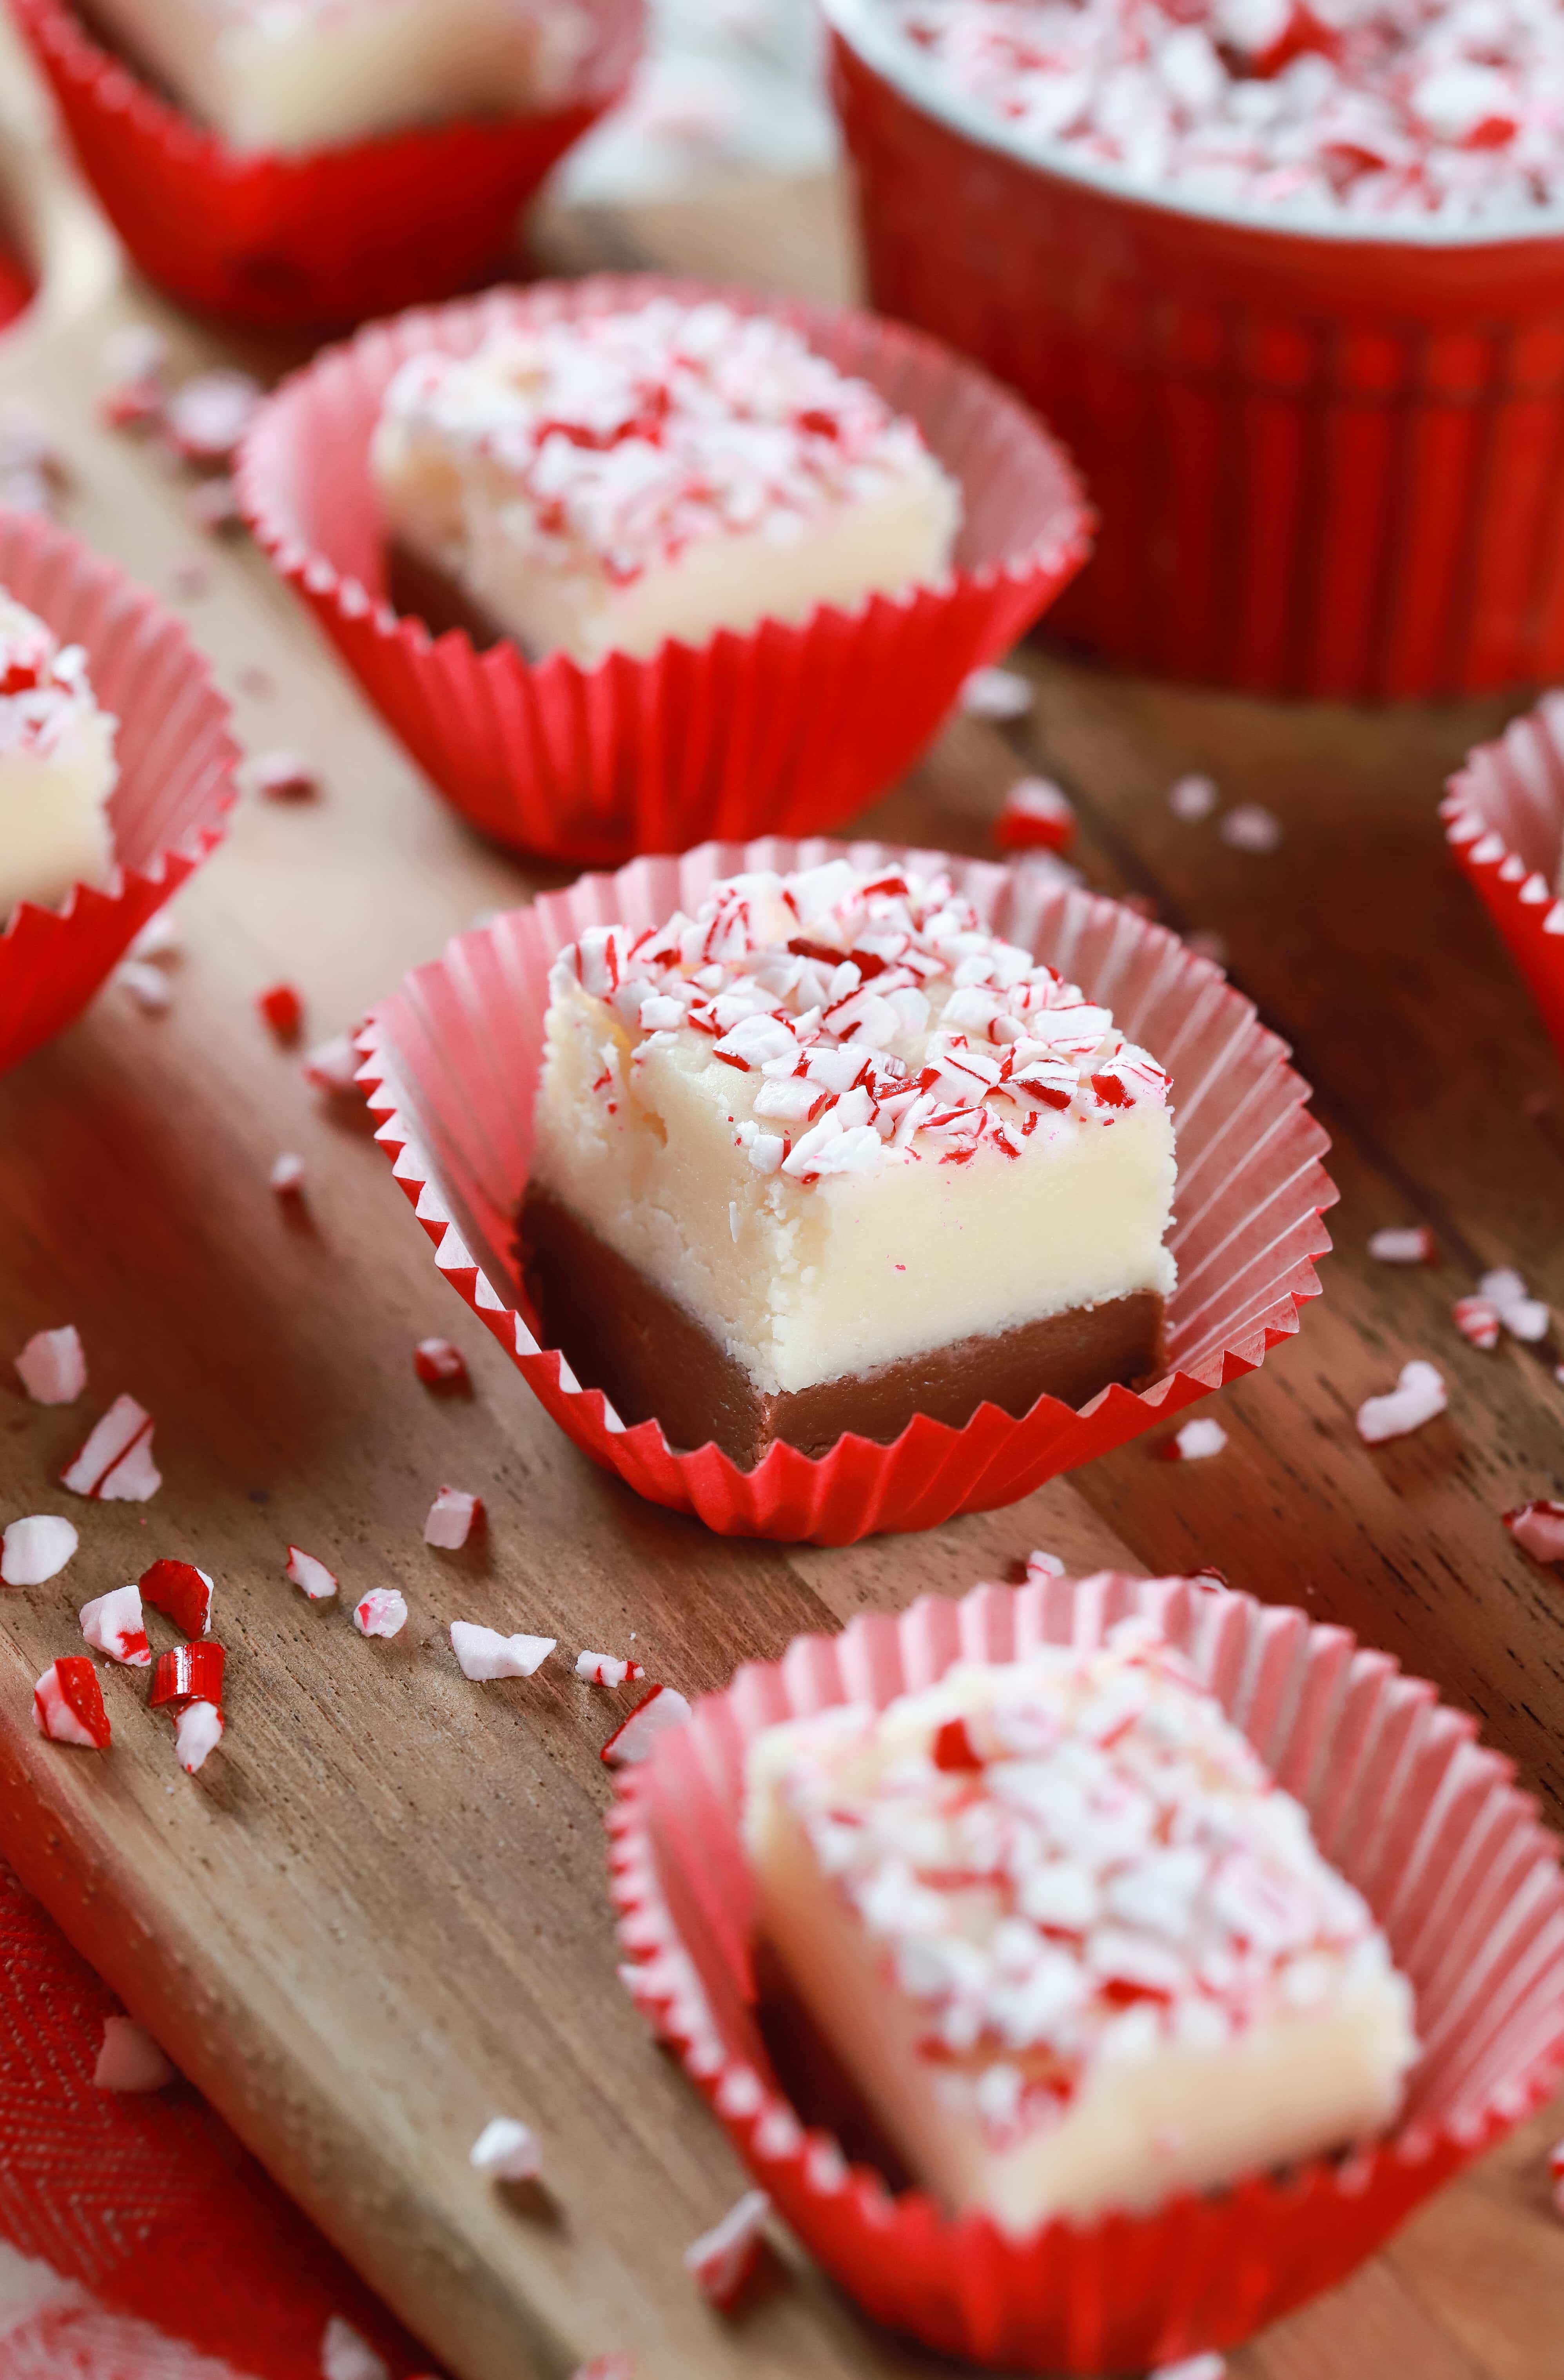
[34,1658,110,1749]
[15,1323,86,1404]
[2,1515,78,1587]
[601,1683,694,1767]
[80,1583,150,1666]
[62,1396,161,1500]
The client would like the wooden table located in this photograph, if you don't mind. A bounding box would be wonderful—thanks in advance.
[0,31,1560,2378]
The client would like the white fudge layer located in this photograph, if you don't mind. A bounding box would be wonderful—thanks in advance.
[372,300,961,664]
[531,862,1177,1399]
[745,1618,1418,2233]
[93,0,589,154]
[0,593,116,921]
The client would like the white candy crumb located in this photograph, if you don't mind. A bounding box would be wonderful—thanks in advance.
[960,664,1032,720]
[1025,1549,1065,1579]
[1168,773,1217,820]
[1,1515,78,1587]
[165,369,260,466]
[575,1651,644,1688]
[1150,2358,1227,2380]
[302,1035,360,1094]
[1356,1359,1448,1444]
[1454,1294,1502,1350]
[1504,1500,1564,1567]
[450,1622,555,1682]
[94,2015,176,2092]
[1369,1226,1438,1265]
[252,748,319,801]
[1218,804,1282,853]
[1478,1267,1551,1342]
[175,1700,223,1775]
[414,1337,467,1386]
[117,960,172,1012]
[80,1583,150,1665]
[1167,1418,1228,1461]
[997,776,1076,851]
[469,2116,542,2183]
[354,1589,408,1640]
[285,1546,337,1601]
[425,1488,482,1550]
[683,2188,770,2310]
[601,1683,694,1767]
[270,1152,305,1195]
[128,910,180,961]
[63,1395,161,1501]
[319,2317,389,2380]
[103,324,169,388]
[15,1323,86,1405]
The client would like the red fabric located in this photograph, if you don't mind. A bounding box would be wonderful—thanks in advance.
[0,1856,436,2376]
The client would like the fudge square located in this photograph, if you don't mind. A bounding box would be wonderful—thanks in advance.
[0,590,116,921]
[521,860,1178,1464]
[745,1619,1419,2233]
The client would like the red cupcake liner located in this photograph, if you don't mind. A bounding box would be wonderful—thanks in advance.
[609,1567,1564,2371]
[1443,703,1564,1068]
[8,0,643,332]
[237,274,1093,868]
[826,0,1564,701]
[356,836,1335,1544]
[0,508,239,1078]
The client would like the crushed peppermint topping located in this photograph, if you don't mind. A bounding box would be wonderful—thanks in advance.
[1453,1293,1501,1348]
[175,1700,224,1774]
[270,1151,306,1196]
[885,0,1564,221]
[602,1682,694,1765]
[961,664,1032,720]
[683,2189,770,2309]
[286,1546,338,1600]
[1368,1225,1437,1264]
[140,1558,213,1639]
[257,981,304,1040]
[414,1337,469,1388]
[62,1395,160,1501]
[450,1622,555,1681]
[1355,1358,1447,1443]
[302,1034,361,1093]
[1168,773,1217,820]
[0,593,107,762]
[354,1588,408,1640]
[34,1657,110,1750]
[575,1650,645,1687]
[319,2317,388,2380]
[80,1583,150,1666]
[551,860,1170,1185]
[425,1487,483,1549]
[469,2116,543,2183]
[1477,1265,1551,1342]
[15,1323,86,1405]
[377,300,942,588]
[1164,1416,1228,1460]
[764,1622,1406,2152]
[1503,1498,1564,1567]
[995,775,1076,855]
[1,1514,78,1587]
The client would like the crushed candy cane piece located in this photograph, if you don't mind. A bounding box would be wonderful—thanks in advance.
[118,959,172,1012]
[2,1514,78,1587]
[1356,1359,1448,1444]
[354,1587,408,1640]
[450,1622,555,1681]
[1165,1417,1228,1461]
[187,475,242,536]
[1168,772,1217,821]
[128,910,180,962]
[286,1545,337,1600]
[175,1699,223,1774]
[103,324,168,388]
[15,1322,86,1404]
[34,1657,110,1749]
[570,2361,635,2380]
[320,2319,388,2380]
[151,1641,225,1714]
[270,1151,306,1196]
[1150,2358,1227,2380]
[469,2116,542,2182]
[1219,803,1282,853]
[140,1558,213,1638]
[601,1682,694,1767]
[1549,2138,1564,2215]
[683,2188,769,2311]
[1025,1549,1065,1580]
[165,369,260,466]
[102,379,163,432]
[1369,1226,1438,1265]
[1504,1499,1564,1567]
[252,748,320,801]
[1479,1266,1551,1342]
[414,1338,468,1388]
[257,981,303,1039]
[63,1395,160,1500]
[302,1034,360,1093]
[995,776,1076,854]
[960,664,1031,720]
[425,1488,483,1549]
[1191,1565,1232,1591]
[1454,1294,1502,1349]
[575,1651,645,1688]
[94,2014,176,2092]
[80,1583,150,1666]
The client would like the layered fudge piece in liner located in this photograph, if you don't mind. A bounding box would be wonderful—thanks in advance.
[370,299,962,667]
[88,0,589,156]
[521,860,1177,1464]
[745,1618,1419,2233]
[0,591,117,921]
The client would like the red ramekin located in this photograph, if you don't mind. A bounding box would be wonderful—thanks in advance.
[610,1568,1564,2370]
[7,0,643,332]
[239,272,1093,869]
[357,836,1335,1544]
[0,507,239,1077]
[825,0,1564,702]
[1443,698,1564,1067]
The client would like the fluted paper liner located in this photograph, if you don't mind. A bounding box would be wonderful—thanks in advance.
[11,0,642,332]
[1444,700,1564,1067]
[609,1570,1564,2370]
[238,275,1093,866]
[357,836,1335,1543]
[0,510,239,1078]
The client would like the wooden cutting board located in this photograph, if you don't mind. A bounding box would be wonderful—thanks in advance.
[0,24,1561,2377]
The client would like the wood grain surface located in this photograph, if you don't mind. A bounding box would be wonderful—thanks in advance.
[0,29,1560,2377]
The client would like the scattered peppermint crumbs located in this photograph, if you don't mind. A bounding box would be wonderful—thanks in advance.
[1454,1294,1501,1350]
[319,2317,388,2380]
[1550,2139,1564,2217]
[15,1323,86,1404]
[286,1546,337,1601]
[302,1035,360,1094]
[1025,1549,1065,1579]
[252,748,320,802]
[1218,804,1282,853]
[414,1338,468,1388]
[684,2189,770,2310]
[34,1658,110,1749]
[575,1651,645,1688]
[140,1558,213,1638]
[960,664,1031,720]
[469,2117,542,2183]
[1168,772,1217,821]
[257,981,303,1040]
[128,911,180,963]
[1,1515,78,1587]
[1478,1267,1551,1342]
[994,776,1076,855]
[118,959,172,1013]
[1369,1226,1438,1265]
[62,1396,160,1500]
[1356,1361,1447,1444]
[80,1584,150,1665]
[450,1623,555,1682]
[1504,1500,1564,1567]
[425,1488,483,1550]
[354,1589,408,1640]
[270,1152,306,1197]
[1165,1417,1227,1461]
[165,370,260,467]
[601,1683,693,1767]
[94,2016,175,2092]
